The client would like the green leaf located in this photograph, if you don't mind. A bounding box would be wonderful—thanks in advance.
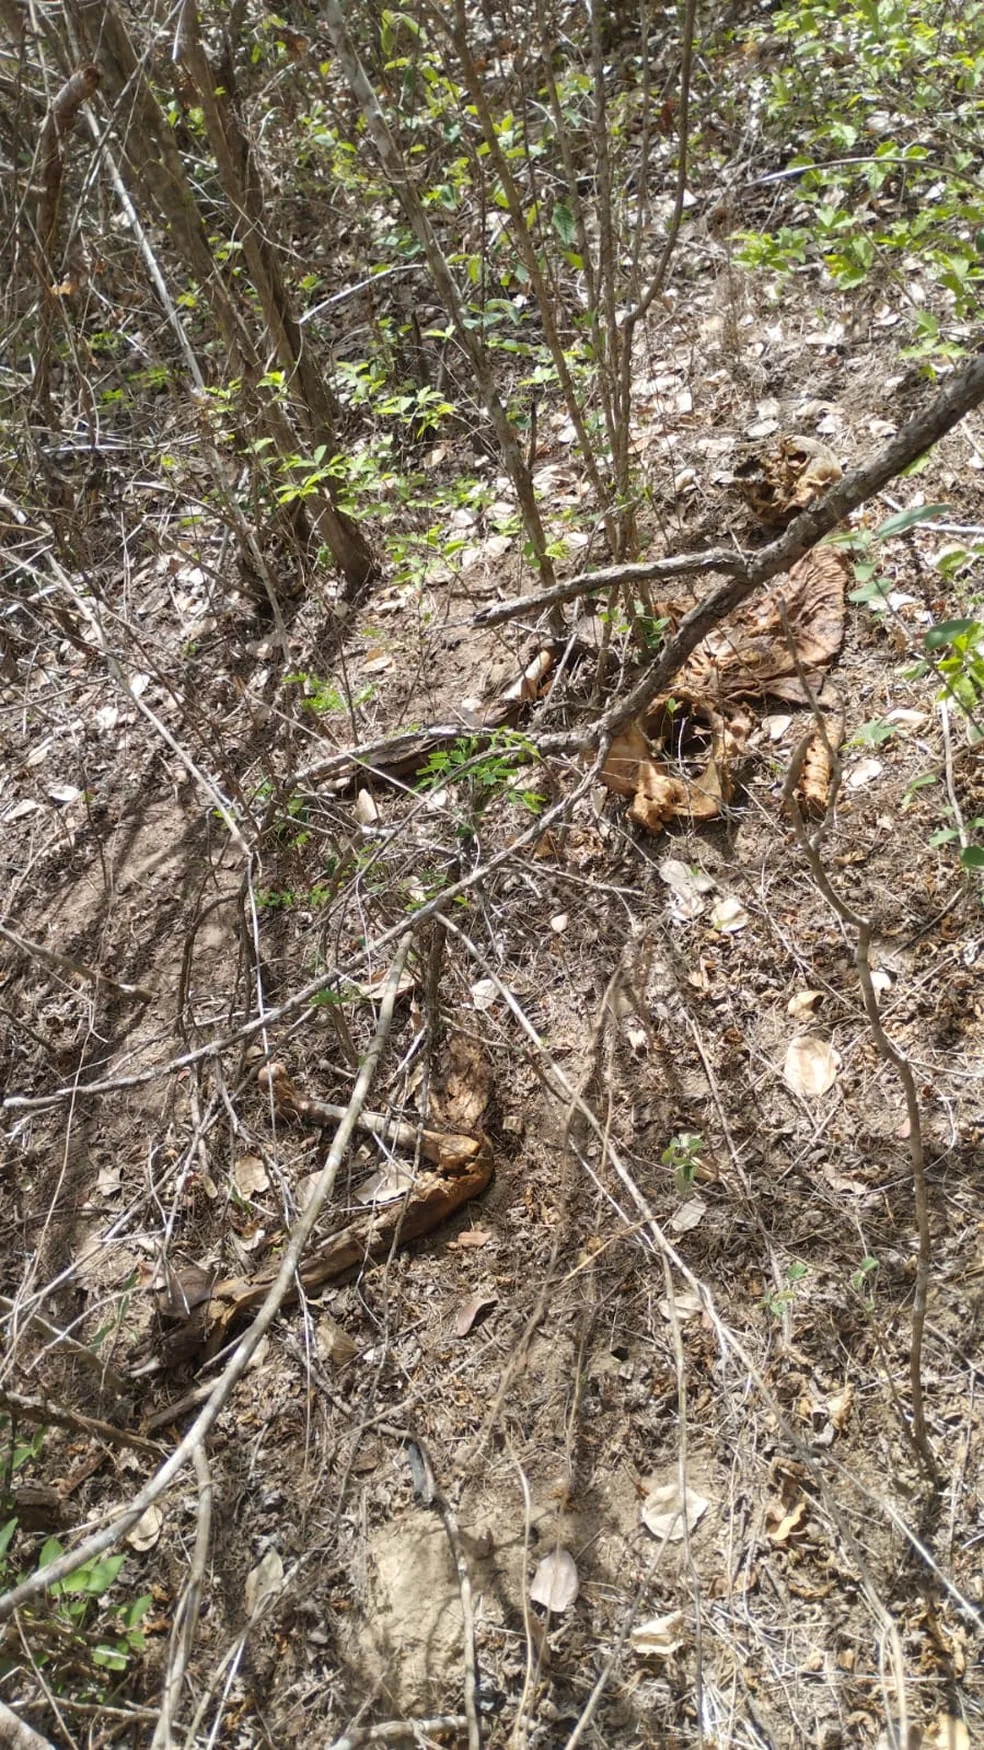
[92,1644,128,1671]
[848,575,891,605]
[0,1517,17,1561]
[60,1554,125,1596]
[122,1593,153,1629]
[551,202,576,246]
[960,845,984,867]
[901,771,937,806]
[854,718,895,745]
[925,618,979,650]
[874,503,950,539]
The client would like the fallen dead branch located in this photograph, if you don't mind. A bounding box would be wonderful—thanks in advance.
[0,1390,162,1457]
[478,347,984,752]
[471,547,745,628]
[0,1699,56,1750]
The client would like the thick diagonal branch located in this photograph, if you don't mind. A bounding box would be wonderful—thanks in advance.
[536,347,984,751]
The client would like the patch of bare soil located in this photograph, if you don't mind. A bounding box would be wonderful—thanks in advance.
[4,280,984,1750]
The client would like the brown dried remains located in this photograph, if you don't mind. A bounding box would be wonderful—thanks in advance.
[600,548,848,831]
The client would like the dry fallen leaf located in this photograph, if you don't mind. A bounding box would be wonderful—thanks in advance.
[454,1289,498,1338]
[631,1609,686,1658]
[126,1503,164,1552]
[452,1228,492,1250]
[641,1481,710,1542]
[529,1548,579,1613]
[783,1034,840,1097]
[769,1498,807,1545]
[470,977,499,1011]
[709,894,749,933]
[787,989,822,1020]
[233,1154,270,1198]
[357,1162,416,1205]
[670,1196,706,1235]
[847,756,883,789]
[354,788,380,827]
[316,1314,358,1367]
[658,1288,703,1323]
[658,857,716,919]
[245,1547,284,1617]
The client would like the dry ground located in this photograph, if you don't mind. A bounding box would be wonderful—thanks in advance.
[3,267,984,1748]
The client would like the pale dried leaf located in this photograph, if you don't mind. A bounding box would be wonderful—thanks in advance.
[641,1482,710,1542]
[349,967,416,1000]
[529,1548,579,1613]
[658,858,715,919]
[670,1196,706,1235]
[787,989,822,1020]
[763,713,793,741]
[654,1295,700,1316]
[126,1503,163,1552]
[354,788,380,827]
[709,894,748,933]
[295,1171,321,1211]
[631,1609,686,1658]
[316,1315,358,1367]
[233,1154,270,1198]
[48,783,82,804]
[847,756,883,789]
[658,1289,703,1323]
[452,1229,493,1250]
[783,1035,840,1097]
[357,1162,416,1205]
[550,912,568,933]
[769,1499,807,1545]
[245,1547,284,1617]
[470,977,498,1011]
